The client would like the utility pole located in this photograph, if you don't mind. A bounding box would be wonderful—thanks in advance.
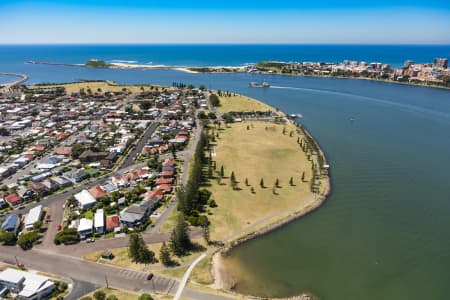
[105,276,109,289]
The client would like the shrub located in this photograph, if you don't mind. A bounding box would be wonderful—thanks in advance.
[207,198,217,208]
[17,231,40,250]
[138,293,153,300]
[54,228,80,245]
[93,290,106,300]
[0,230,16,245]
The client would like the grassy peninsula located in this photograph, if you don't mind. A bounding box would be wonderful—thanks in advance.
[85,59,112,68]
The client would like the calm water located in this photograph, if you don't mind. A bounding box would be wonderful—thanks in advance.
[1,46,450,299]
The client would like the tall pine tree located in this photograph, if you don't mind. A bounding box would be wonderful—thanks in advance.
[170,214,191,256]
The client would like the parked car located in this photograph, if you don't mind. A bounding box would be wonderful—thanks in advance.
[146,273,154,280]
[57,224,62,231]
[86,238,95,243]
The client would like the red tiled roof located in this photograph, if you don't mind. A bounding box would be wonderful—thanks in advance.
[5,194,21,205]
[161,170,174,178]
[89,185,107,199]
[175,135,188,141]
[106,215,120,230]
[162,158,175,167]
[158,184,173,192]
[55,147,72,156]
[155,177,174,185]
[143,189,164,201]
[159,145,169,152]
[34,145,46,151]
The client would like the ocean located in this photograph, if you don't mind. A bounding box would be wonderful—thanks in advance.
[1,45,450,73]
[1,45,450,300]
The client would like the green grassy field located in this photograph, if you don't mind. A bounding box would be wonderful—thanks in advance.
[206,121,315,241]
[216,94,275,113]
[83,239,207,271]
[28,81,170,94]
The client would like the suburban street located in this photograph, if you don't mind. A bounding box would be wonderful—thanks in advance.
[120,122,159,169]
[148,122,203,235]
[0,246,232,300]
[0,113,228,299]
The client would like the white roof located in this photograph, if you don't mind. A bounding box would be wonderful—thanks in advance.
[0,268,24,284]
[74,190,96,207]
[94,209,104,229]
[77,218,93,232]
[24,205,43,228]
[0,268,54,297]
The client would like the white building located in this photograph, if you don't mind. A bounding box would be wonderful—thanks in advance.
[94,209,104,234]
[77,218,93,239]
[24,205,43,230]
[0,268,55,300]
[74,189,96,209]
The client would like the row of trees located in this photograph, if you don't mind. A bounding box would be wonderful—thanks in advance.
[172,129,212,253]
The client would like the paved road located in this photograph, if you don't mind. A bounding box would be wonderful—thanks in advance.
[6,120,160,218]
[38,227,203,258]
[149,121,203,235]
[120,122,159,169]
[2,131,78,186]
[0,246,232,300]
[66,280,98,300]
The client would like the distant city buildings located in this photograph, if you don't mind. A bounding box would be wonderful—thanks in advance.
[248,57,450,87]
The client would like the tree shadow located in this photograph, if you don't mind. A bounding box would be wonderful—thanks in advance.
[189,242,207,253]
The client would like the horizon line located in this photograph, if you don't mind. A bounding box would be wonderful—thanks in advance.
[1,42,450,46]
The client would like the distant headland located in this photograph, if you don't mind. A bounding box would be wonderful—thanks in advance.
[25,57,450,89]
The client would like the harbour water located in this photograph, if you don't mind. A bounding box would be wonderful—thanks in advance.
[1,45,450,299]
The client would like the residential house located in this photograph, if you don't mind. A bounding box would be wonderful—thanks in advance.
[78,150,108,163]
[17,187,35,201]
[0,198,7,209]
[161,170,174,178]
[0,268,55,300]
[28,182,49,196]
[74,190,96,209]
[4,194,22,207]
[119,204,147,227]
[24,205,43,230]
[155,177,173,185]
[1,214,20,234]
[88,185,107,200]
[111,175,128,187]
[55,147,72,156]
[94,209,105,234]
[105,215,120,233]
[77,218,93,239]
[50,176,72,188]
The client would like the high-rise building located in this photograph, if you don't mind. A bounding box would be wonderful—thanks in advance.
[433,58,448,69]
[403,60,414,68]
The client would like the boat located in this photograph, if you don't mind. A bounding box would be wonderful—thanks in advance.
[289,114,304,119]
[249,81,270,88]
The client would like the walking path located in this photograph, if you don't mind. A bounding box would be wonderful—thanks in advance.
[174,253,207,300]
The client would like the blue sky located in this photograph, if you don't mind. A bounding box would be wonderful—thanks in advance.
[1,0,450,44]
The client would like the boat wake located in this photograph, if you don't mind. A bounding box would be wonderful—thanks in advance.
[270,85,450,122]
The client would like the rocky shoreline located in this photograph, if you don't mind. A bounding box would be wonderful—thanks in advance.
[211,121,331,299]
